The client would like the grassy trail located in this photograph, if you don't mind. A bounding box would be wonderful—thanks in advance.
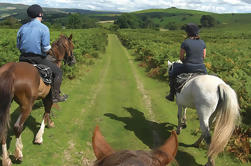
[3,34,246,166]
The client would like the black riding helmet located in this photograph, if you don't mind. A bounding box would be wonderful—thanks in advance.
[27,4,43,18]
[185,23,200,37]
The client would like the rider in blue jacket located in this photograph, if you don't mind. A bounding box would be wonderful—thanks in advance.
[17,4,68,103]
[166,23,207,101]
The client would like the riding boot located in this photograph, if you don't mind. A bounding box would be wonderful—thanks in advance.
[166,77,176,101]
[52,75,68,103]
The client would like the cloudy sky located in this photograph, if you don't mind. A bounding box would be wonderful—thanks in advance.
[1,0,251,13]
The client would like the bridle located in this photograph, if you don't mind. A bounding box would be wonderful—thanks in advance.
[49,37,75,66]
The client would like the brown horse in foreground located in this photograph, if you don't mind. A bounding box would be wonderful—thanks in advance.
[92,126,178,166]
[0,34,75,166]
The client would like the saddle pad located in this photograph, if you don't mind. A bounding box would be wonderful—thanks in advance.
[175,73,205,93]
[33,64,52,84]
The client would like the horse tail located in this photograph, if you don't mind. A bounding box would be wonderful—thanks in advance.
[0,70,14,141]
[208,83,240,159]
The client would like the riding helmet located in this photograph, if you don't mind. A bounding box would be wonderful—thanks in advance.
[185,23,200,36]
[27,4,43,18]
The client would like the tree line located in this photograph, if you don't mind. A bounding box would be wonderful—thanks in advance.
[114,13,217,30]
[0,13,98,29]
[0,12,217,30]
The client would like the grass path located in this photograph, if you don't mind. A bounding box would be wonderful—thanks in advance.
[2,34,246,166]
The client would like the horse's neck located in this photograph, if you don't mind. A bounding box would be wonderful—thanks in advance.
[50,44,65,68]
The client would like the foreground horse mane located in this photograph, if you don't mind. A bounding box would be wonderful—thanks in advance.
[92,126,178,166]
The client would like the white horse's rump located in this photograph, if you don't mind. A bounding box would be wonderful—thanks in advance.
[168,61,240,166]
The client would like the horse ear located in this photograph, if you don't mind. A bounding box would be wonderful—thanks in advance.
[92,126,114,160]
[168,60,172,66]
[69,34,73,40]
[153,131,178,165]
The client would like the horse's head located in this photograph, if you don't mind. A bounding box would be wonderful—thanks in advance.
[62,34,76,66]
[49,34,76,67]
[92,126,178,166]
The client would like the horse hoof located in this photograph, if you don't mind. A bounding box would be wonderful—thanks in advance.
[176,129,181,135]
[181,123,187,129]
[14,149,23,162]
[2,157,12,166]
[47,121,55,128]
[15,157,23,162]
[34,138,43,145]
[192,143,199,148]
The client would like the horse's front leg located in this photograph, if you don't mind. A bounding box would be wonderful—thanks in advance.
[35,93,54,144]
[176,105,183,135]
[2,138,12,166]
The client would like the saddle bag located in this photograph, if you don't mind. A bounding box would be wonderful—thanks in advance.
[33,64,52,84]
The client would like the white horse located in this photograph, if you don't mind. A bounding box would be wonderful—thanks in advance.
[167,60,240,166]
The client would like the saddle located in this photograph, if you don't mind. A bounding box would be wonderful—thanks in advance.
[33,64,52,84]
[175,73,205,93]
[19,56,53,85]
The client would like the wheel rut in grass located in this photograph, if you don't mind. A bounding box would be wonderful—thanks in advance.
[117,35,162,147]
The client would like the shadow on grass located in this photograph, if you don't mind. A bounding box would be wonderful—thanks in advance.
[105,107,175,149]
[104,107,202,166]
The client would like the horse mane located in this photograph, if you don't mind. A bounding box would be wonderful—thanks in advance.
[51,35,68,47]
[94,150,164,166]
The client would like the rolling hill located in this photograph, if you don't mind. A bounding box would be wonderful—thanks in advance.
[133,7,251,29]
[0,3,121,21]
[1,2,251,29]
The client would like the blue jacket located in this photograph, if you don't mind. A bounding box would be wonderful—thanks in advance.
[17,19,51,57]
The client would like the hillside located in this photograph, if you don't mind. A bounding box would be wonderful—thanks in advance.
[133,7,251,29]
[0,3,120,21]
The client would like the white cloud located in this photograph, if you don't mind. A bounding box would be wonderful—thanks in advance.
[0,0,251,13]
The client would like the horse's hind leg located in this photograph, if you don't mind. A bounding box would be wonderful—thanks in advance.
[35,93,53,144]
[14,103,33,161]
[181,107,187,128]
[1,138,12,166]
[193,107,212,147]
[176,105,183,135]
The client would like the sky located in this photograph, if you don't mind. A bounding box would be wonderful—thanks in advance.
[0,0,251,13]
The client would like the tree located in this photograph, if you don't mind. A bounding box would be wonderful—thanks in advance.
[200,15,216,27]
[67,13,81,29]
[2,16,20,28]
[81,16,97,28]
[114,14,141,29]
[165,22,178,30]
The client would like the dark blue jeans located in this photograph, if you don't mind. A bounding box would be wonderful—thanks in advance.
[169,62,207,78]
[19,53,62,79]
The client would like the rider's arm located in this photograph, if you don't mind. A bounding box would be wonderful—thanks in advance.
[16,28,22,50]
[41,26,51,55]
[203,48,206,59]
[180,48,185,62]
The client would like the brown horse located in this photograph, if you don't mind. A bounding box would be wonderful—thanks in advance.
[92,126,178,166]
[0,34,75,166]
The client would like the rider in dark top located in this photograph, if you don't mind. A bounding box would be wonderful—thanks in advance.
[166,23,207,101]
[17,4,68,103]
